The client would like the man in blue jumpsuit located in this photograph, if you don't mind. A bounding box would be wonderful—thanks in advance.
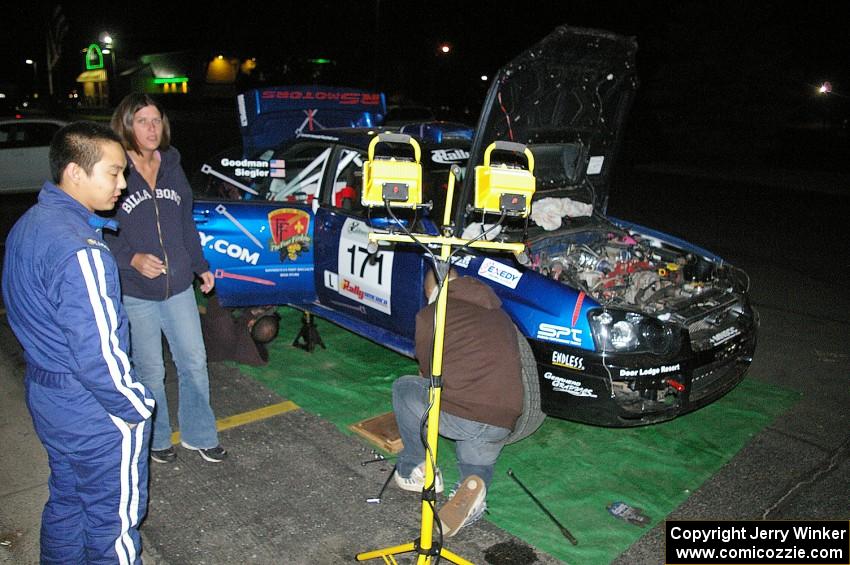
[3,121,155,564]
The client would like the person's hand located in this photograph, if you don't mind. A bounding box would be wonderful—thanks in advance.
[199,271,215,294]
[130,253,166,279]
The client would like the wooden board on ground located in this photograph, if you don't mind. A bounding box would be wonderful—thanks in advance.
[349,411,403,454]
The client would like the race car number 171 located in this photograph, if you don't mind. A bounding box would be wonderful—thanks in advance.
[335,218,394,314]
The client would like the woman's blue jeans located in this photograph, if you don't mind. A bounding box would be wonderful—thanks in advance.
[124,287,219,451]
[392,374,510,487]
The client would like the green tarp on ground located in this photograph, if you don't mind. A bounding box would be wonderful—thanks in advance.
[238,308,798,564]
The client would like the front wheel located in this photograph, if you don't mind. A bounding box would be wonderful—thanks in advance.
[502,328,545,445]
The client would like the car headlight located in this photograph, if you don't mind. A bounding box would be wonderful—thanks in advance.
[589,309,679,355]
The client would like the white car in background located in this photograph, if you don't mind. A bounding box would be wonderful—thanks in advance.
[0,117,67,194]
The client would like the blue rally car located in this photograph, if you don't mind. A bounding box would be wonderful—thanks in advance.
[192,25,758,434]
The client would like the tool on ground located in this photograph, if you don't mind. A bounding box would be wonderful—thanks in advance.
[366,464,397,504]
[361,452,387,466]
[607,501,651,527]
[507,468,578,545]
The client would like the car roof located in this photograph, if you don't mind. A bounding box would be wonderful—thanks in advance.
[0,116,68,126]
[296,126,470,151]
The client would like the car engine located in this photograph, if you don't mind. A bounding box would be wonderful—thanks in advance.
[526,226,749,316]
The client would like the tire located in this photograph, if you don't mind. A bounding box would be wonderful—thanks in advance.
[502,327,546,445]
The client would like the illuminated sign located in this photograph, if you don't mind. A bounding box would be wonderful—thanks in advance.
[153,77,189,84]
[85,44,104,70]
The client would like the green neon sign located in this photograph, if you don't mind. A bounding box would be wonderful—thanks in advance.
[153,77,189,84]
[309,58,332,64]
[85,44,104,70]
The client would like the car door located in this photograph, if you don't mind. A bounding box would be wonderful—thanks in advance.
[192,142,332,307]
[313,145,427,345]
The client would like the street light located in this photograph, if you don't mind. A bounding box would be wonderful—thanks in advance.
[25,59,38,97]
[100,32,117,104]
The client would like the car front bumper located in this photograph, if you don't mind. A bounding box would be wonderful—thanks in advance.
[531,312,759,427]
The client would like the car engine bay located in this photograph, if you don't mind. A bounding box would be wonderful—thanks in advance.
[526,223,749,316]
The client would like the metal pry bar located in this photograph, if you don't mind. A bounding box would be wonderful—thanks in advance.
[507,468,578,545]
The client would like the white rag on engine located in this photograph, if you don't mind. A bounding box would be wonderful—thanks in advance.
[530,197,593,230]
[461,222,503,241]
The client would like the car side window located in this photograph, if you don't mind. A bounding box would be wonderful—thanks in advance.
[329,148,365,213]
[0,122,61,149]
[255,143,331,204]
[0,124,13,147]
[23,123,61,147]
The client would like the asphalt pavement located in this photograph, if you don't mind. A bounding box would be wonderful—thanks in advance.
[2,163,849,564]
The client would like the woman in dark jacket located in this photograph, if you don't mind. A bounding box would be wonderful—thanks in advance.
[105,94,227,463]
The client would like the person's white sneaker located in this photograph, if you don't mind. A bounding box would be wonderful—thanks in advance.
[439,475,487,537]
[393,462,444,493]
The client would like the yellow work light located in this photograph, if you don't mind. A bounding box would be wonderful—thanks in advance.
[361,133,423,208]
[473,141,536,217]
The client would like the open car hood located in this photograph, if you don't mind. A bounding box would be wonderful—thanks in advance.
[461,25,638,219]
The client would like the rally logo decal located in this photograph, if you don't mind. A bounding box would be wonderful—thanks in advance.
[268,208,311,261]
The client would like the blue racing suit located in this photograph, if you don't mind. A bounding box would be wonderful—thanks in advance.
[2,182,155,564]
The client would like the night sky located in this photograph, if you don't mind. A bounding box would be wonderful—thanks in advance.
[3,1,849,155]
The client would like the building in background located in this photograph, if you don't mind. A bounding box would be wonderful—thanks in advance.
[74,43,109,107]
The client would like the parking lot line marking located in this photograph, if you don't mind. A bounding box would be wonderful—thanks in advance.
[169,400,300,445]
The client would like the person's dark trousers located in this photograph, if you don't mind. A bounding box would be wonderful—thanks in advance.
[26,371,150,564]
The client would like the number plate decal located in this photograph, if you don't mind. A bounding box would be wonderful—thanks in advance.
[336,218,394,314]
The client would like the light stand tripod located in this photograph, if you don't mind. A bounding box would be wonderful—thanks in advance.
[355,138,531,563]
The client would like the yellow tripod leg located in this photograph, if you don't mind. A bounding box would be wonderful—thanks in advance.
[355,541,415,562]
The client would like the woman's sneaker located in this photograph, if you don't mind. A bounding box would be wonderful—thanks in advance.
[150,446,177,464]
[439,475,487,537]
[180,441,228,463]
[393,462,444,493]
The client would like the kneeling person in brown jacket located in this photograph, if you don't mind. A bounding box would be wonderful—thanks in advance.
[392,266,523,536]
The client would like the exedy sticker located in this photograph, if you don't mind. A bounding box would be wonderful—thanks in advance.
[478,258,522,289]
